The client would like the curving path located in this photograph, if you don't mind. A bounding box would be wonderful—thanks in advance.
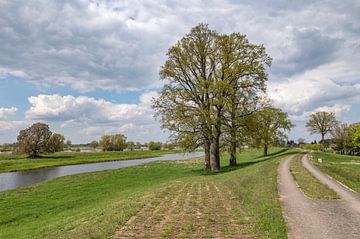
[278,155,360,239]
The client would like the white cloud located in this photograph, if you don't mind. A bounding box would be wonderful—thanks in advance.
[289,103,351,121]
[0,0,359,142]
[26,92,158,123]
[268,78,360,113]
[0,107,17,119]
[23,92,166,143]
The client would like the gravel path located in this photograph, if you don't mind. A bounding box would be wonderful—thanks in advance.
[278,155,360,239]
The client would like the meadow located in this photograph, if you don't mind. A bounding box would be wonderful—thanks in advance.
[0,148,296,239]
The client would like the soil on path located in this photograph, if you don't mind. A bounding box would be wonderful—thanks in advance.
[278,155,360,239]
[111,179,255,239]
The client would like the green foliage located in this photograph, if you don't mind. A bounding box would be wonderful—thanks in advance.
[46,133,65,153]
[306,111,338,145]
[15,123,65,157]
[100,134,127,151]
[300,143,322,151]
[153,23,273,170]
[148,141,162,150]
[126,141,136,151]
[247,107,294,155]
[90,140,99,149]
[351,125,360,149]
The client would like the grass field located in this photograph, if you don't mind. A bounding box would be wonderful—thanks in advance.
[0,150,179,172]
[310,152,360,192]
[0,148,296,239]
[290,154,339,199]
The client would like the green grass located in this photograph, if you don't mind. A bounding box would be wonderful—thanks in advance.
[0,147,296,239]
[0,150,179,172]
[290,154,340,199]
[311,151,360,192]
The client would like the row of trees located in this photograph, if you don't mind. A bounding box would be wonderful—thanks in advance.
[153,24,293,172]
[99,134,127,151]
[306,111,360,155]
[16,123,65,157]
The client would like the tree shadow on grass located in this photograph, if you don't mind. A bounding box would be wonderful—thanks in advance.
[39,155,74,159]
[254,148,289,159]
[193,148,297,176]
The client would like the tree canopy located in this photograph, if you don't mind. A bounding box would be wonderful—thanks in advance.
[16,123,65,157]
[306,111,338,148]
[153,23,288,171]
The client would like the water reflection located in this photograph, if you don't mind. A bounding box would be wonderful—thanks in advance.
[0,152,203,192]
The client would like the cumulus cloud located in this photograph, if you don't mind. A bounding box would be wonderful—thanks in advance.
[26,92,157,123]
[0,107,17,119]
[0,0,359,92]
[0,0,359,142]
[23,92,166,142]
[289,104,351,121]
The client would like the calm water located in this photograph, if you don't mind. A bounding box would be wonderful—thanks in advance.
[0,152,204,192]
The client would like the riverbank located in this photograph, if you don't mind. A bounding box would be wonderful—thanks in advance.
[0,150,181,172]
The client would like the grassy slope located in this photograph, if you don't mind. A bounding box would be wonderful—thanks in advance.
[0,150,179,172]
[311,152,360,192]
[290,154,339,199]
[0,148,296,239]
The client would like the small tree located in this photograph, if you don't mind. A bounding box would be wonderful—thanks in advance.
[111,134,127,151]
[100,135,112,151]
[126,141,135,151]
[331,124,353,154]
[100,134,126,151]
[90,140,99,149]
[16,122,52,157]
[148,141,162,150]
[248,107,294,156]
[66,140,72,148]
[47,133,65,153]
[306,111,338,149]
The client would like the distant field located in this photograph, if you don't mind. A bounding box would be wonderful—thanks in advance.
[0,150,180,172]
[0,148,296,239]
[311,152,360,192]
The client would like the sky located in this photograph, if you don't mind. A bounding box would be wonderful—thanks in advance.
[0,0,359,144]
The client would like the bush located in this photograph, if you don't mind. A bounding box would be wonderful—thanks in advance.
[148,141,162,150]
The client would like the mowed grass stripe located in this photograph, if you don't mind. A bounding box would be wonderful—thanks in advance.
[290,154,340,200]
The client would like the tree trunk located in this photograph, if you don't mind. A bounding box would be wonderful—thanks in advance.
[321,133,325,151]
[204,138,211,171]
[229,142,237,166]
[210,141,220,172]
[229,127,237,166]
[263,144,268,157]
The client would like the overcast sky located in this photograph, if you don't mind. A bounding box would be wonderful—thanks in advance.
[0,0,359,144]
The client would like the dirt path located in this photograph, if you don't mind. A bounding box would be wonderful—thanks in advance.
[278,155,360,239]
[111,179,254,238]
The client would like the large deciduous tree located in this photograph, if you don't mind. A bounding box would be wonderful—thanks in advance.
[306,111,338,149]
[16,122,52,158]
[153,23,271,171]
